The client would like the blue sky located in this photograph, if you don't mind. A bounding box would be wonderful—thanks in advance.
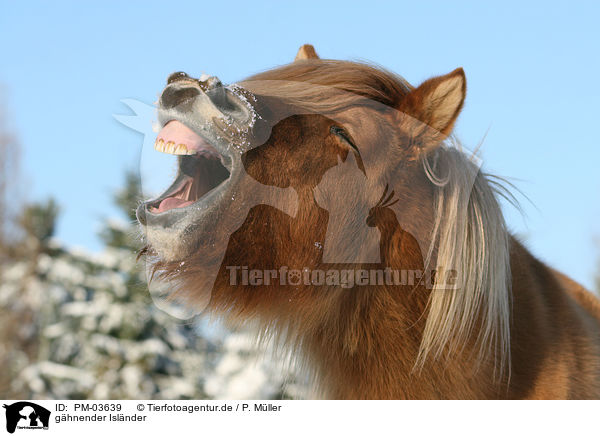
[1,1,599,289]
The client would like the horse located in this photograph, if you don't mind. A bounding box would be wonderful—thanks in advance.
[137,45,600,399]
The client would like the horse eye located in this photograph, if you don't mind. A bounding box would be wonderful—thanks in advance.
[330,126,359,152]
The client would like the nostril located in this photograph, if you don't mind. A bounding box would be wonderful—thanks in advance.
[167,71,189,84]
[161,86,200,109]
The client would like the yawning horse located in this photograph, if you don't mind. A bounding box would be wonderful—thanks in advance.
[137,45,600,399]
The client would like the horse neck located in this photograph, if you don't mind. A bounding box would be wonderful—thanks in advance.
[291,279,504,399]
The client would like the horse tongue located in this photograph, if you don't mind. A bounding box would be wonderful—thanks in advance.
[157,120,205,154]
[156,197,194,213]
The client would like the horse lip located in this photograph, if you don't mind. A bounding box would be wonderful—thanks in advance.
[155,114,236,166]
[156,89,253,158]
[137,158,241,229]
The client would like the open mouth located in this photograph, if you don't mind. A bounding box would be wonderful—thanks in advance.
[145,120,231,215]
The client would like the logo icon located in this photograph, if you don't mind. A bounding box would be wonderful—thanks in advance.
[3,402,50,434]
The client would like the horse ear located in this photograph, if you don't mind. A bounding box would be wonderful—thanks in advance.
[400,68,466,140]
[295,44,319,61]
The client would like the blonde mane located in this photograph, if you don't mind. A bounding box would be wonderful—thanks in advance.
[419,140,511,377]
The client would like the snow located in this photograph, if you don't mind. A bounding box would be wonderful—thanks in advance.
[47,257,86,286]
[22,361,96,391]
[4,261,29,279]
[1,237,308,400]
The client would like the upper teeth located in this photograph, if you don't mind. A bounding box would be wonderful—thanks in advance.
[154,139,195,155]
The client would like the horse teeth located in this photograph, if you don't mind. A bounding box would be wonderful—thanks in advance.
[154,138,165,152]
[154,139,196,155]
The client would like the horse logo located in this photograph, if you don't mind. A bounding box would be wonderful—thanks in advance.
[3,402,50,433]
